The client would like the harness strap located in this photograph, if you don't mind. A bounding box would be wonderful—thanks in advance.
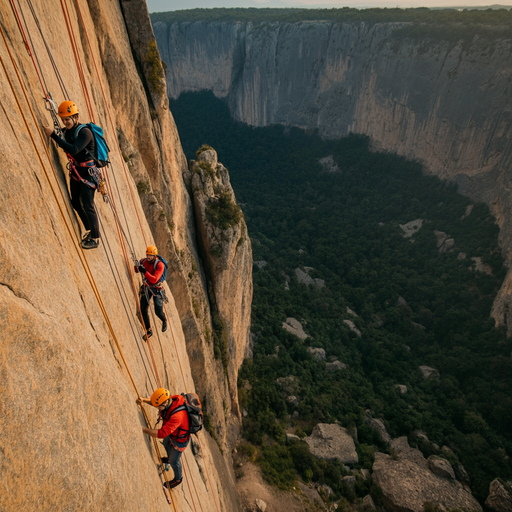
[66,153,96,189]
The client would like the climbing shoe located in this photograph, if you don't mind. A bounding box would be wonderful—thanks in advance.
[81,230,91,241]
[143,329,153,341]
[163,478,182,490]
[162,320,168,333]
[81,238,99,250]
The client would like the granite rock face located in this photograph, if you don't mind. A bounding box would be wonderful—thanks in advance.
[373,438,482,512]
[485,478,512,512]
[186,149,253,433]
[0,1,248,510]
[304,424,358,464]
[155,19,512,332]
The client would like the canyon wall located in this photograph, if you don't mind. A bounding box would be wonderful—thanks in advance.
[155,19,512,331]
[0,0,250,510]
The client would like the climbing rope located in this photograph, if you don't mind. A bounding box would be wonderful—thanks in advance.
[97,210,158,391]
[3,3,222,509]
[0,23,177,510]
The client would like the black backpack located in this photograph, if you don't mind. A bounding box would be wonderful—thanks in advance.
[166,393,203,439]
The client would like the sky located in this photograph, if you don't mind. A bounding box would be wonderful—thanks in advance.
[148,0,512,11]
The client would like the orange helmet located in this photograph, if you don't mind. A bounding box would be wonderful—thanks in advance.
[146,245,158,256]
[151,388,170,407]
[58,101,79,117]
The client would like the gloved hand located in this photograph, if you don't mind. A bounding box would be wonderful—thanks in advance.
[138,265,147,275]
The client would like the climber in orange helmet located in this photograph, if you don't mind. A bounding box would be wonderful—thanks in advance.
[134,245,169,340]
[137,388,190,490]
[43,101,101,250]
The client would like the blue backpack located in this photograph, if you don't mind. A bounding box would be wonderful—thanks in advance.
[75,123,110,168]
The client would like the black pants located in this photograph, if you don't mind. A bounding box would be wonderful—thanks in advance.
[70,178,100,239]
[140,290,166,331]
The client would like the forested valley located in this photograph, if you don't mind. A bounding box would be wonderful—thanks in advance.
[171,91,512,506]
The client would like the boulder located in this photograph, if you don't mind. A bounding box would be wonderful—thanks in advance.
[471,256,493,275]
[397,296,408,307]
[254,260,267,268]
[399,219,423,238]
[373,438,482,512]
[428,456,455,480]
[282,317,308,340]
[457,252,467,260]
[346,306,358,317]
[286,433,300,443]
[307,347,326,361]
[395,385,408,394]
[295,267,325,288]
[455,464,470,483]
[343,319,361,337]
[365,414,391,444]
[255,498,267,512]
[411,321,426,330]
[434,230,455,252]
[485,479,512,512]
[326,360,347,371]
[304,424,358,464]
[362,495,377,510]
[419,365,439,380]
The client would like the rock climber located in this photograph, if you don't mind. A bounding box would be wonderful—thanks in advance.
[134,245,168,340]
[43,101,101,250]
[137,388,190,490]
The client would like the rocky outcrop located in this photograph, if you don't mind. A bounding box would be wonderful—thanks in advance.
[485,478,512,512]
[185,148,252,434]
[373,437,482,512]
[304,424,358,464]
[0,1,248,510]
[427,455,455,480]
[365,413,392,444]
[282,317,308,340]
[307,347,326,361]
[155,18,512,331]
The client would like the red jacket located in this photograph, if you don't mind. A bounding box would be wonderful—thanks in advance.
[157,395,190,450]
[134,258,164,286]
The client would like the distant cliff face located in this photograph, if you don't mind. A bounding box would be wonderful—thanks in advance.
[0,1,248,510]
[155,19,512,331]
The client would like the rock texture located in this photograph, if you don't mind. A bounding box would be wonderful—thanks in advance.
[304,424,358,464]
[485,478,512,512]
[185,148,253,438]
[365,413,391,444]
[0,1,249,510]
[155,19,512,332]
[373,437,482,512]
[282,317,308,340]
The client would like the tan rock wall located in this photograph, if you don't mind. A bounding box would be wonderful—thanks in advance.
[0,0,246,509]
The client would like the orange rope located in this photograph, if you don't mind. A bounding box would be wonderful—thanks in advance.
[72,0,148,247]
[55,0,166,387]
[162,302,222,512]
[0,19,176,511]
[58,0,94,122]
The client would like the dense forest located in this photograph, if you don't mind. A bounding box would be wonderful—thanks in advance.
[152,6,512,27]
[170,91,512,507]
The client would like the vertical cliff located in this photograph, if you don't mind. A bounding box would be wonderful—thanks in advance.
[0,0,250,510]
[155,18,512,331]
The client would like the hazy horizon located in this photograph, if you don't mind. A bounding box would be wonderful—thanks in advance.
[148,0,512,13]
